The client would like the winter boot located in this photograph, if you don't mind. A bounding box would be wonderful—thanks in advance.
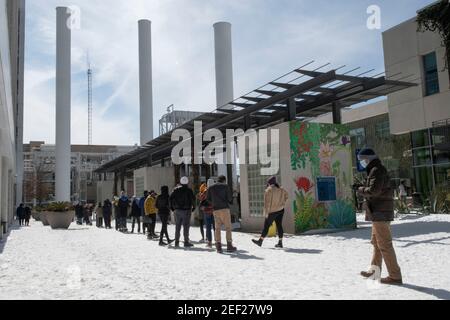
[167,239,175,245]
[216,243,223,254]
[252,239,263,247]
[184,242,194,248]
[159,241,168,246]
[275,240,283,249]
[227,242,237,253]
[360,271,376,278]
[206,241,213,248]
[380,277,403,286]
[174,241,180,248]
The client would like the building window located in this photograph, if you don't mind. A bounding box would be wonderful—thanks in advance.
[423,52,440,96]
[412,129,430,148]
[247,164,280,218]
[375,121,390,139]
[350,128,366,147]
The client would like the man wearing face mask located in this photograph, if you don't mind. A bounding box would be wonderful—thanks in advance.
[356,148,403,286]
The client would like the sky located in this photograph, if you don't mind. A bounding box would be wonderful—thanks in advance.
[23,0,435,146]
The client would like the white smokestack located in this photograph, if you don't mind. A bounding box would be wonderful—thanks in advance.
[138,19,154,145]
[214,22,237,184]
[214,22,234,109]
[55,7,71,202]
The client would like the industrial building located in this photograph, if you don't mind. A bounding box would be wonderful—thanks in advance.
[0,0,25,239]
[22,142,136,206]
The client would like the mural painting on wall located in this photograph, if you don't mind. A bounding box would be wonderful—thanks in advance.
[290,122,356,233]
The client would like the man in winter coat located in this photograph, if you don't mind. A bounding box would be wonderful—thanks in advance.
[130,197,141,233]
[144,191,158,239]
[103,199,113,229]
[207,175,237,254]
[356,148,402,286]
[169,177,196,248]
[75,202,84,225]
[16,204,25,226]
[118,191,130,232]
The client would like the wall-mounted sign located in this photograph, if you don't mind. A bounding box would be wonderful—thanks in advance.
[316,177,337,202]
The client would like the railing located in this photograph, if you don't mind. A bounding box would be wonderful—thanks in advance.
[433,118,450,128]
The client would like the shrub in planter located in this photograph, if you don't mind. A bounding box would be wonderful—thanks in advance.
[46,202,75,230]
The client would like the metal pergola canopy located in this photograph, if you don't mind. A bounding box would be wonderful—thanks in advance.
[95,64,417,174]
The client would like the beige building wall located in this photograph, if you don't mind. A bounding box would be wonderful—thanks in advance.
[383,18,450,134]
[309,100,389,124]
[134,167,176,197]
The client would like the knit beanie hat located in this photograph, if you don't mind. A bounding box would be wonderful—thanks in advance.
[358,148,378,161]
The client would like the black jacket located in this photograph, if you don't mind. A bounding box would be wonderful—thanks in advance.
[169,186,196,211]
[75,204,84,218]
[358,159,394,222]
[16,206,25,219]
[103,201,112,217]
[207,183,233,211]
[156,195,171,215]
[131,200,141,217]
[118,198,129,217]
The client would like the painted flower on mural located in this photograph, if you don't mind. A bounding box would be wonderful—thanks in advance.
[319,143,333,159]
[320,161,332,176]
[341,136,351,147]
[295,177,314,194]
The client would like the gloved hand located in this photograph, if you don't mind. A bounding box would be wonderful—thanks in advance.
[352,184,363,191]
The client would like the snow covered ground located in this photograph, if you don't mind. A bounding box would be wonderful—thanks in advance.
[1,214,450,300]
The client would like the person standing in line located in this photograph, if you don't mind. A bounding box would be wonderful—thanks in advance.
[252,177,289,249]
[156,186,174,246]
[144,191,158,239]
[170,177,196,248]
[118,192,130,232]
[197,184,206,244]
[207,175,237,254]
[103,199,112,229]
[83,202,93,226]
[112,196,120,230]
[199,181,215,248]
[24,206,31,226]
[139,191,149,234]
[16,204,25,226]
[95,202,104,228]
[75,202,84,225]
[130,196,142,234]
[356,148,403,286]
[398,180,409,213]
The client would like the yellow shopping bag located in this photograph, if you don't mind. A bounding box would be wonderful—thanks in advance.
[267,222,277,238]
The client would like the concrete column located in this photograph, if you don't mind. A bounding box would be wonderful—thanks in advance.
[55,7,72,202]
[138,20,154,145]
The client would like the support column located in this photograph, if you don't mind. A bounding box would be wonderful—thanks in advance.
[332,101,343,124]
[286,97,297,121]
[55,7,72,202]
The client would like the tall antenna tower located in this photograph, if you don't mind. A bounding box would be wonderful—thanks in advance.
[87,52,93,145]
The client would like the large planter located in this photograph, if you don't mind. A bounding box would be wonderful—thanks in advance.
[47,211,75,230]
[40,212,50,226]
[32,211,41,221]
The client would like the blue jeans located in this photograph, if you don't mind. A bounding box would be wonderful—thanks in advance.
[204,214,215,242]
